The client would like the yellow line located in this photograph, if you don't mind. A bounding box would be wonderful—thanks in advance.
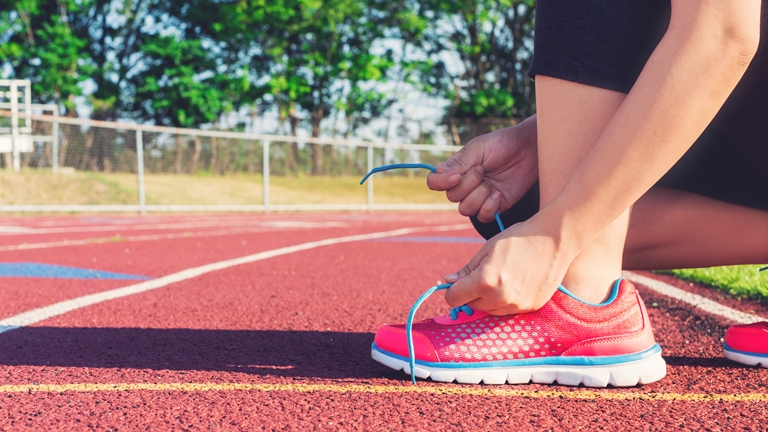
[0,382,766,402]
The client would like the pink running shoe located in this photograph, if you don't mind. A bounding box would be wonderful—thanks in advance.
[372,278,666,387]
[724,322,768,367]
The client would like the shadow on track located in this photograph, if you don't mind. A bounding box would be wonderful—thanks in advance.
[663,355,751,368]
[0,327,394,379]
[2,327,746,380]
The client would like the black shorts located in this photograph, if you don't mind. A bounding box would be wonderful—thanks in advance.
[474,0,768,239]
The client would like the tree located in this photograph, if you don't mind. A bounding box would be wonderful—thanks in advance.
[0,0,168,171]
[130,36,229,128]
[250,0,401,175]
[0,0,91,114]
[83,0,155,122]
[1,0,539,171]
[149,0,270,174]
[0,0,91,169]
[403,0,536,144]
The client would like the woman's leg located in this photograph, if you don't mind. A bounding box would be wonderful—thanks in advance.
[473,184,768,269]
[626,187,768,269]
[535,75,629,303]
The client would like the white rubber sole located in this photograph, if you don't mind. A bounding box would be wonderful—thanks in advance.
[724,349,768,368]
[372,348,667,387]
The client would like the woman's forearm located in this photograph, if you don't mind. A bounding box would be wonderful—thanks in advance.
[539,0,761,255]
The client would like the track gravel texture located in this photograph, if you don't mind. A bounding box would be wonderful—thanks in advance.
[0,213,765,430]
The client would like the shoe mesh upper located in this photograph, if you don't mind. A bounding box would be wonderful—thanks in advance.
[384,279,647,362]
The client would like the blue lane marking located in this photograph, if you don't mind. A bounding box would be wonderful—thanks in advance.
[372,343,663,368]
[370,236,486,244]
[0,263,152,280]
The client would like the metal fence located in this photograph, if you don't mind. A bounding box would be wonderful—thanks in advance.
[0,112,460,213]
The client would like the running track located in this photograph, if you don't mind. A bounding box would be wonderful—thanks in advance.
[0,213,765,430]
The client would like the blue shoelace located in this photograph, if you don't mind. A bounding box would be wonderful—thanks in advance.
[361,163,767,384]
[360,163,505,384]
[359,163,505,234]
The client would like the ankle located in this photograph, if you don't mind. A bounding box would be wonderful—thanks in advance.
[561,274,619,304]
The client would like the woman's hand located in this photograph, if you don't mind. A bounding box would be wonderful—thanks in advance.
[443,212,577,315]
[426,116,538,223]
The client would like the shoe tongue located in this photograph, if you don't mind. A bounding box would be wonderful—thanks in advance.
[434,309,489,325]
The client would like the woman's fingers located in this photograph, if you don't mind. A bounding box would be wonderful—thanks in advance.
[476,190,502,223]
[445,166,485,203]
[444,249,491,307]
[427,147,476,191]
[426,169,462,192]
[457,181,495,217]
[444,247,485,283]
[481,304,524,316]
[447,272,518,312]
[446,263,514,312]
[444,271,483,308]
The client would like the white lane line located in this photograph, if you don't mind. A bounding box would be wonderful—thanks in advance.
[21,216,269,228]
[0,226,347,252]
[0,223,471,333]
[624,271,766,324]
[0,226,34,233]
[23,215,346,228]
[0,220,349,236]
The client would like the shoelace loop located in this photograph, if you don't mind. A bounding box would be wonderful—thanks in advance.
[361,163,505,384]
[449,304,474,320]
[404,283,452,384]
[403,288,476,385]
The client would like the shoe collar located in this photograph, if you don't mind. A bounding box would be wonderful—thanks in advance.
[557,278,622,307]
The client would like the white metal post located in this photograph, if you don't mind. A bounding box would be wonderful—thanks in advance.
[10,83,19,172]
[262,140,270,212]
[23,81,31,132]
[52,109,59,172]
[136,129,146,215]
[367,144,374,210]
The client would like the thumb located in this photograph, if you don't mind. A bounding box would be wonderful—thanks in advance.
[444,245,488,285]
[427,144,484,191]
[443,253,488,308]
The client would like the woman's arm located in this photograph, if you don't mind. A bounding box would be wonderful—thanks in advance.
[540,0,761,257]
[443,0,761,313]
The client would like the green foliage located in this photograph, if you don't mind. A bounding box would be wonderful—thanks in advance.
[0,0,92,112]
[454,87,516,118]
[252,0,398,129]
[0,0,538,152]
[404,0,536,119]
[130,35,227,127]
[244,0,405,172]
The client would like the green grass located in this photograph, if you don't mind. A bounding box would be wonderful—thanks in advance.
[0,168,139,205]
[0,169,450,206]
[666,265,768,301]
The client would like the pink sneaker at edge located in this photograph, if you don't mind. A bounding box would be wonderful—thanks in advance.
[724,322,768,367]
[372,278,666,387]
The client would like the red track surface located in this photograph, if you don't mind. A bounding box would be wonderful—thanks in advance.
[0,212,766,430]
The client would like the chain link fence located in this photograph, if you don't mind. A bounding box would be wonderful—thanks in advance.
[0,113,459,212]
